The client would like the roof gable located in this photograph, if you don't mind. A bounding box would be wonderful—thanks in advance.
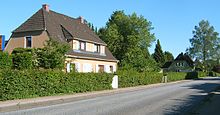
[13,8,106,45]
[174,53,194,66]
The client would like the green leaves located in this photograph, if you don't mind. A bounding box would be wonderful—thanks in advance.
[152,40,165,67]
[99,10,156,71]
[0,69,113,101]
[12,48,33,70]
[117,69,163,88]
[187,20,220,71]
[11,39,70,70]
[0,52,12,69]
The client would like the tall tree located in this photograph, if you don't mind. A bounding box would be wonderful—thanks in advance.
[153,39,165,66]
[164,51,174,62]
[99,11,156,71]
[186,20,219,71]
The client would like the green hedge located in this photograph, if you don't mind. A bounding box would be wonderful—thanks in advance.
[0,52,12,69]
[167,72,187,82]
[0,69,113,101]
[117,69,163,88]
[12,48,33,70]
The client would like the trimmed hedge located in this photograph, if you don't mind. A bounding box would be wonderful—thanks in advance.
[117,69,163,88]
[167,72,187,82]
[0,69,113,101]
[0,52,12,69]
[12,48,33,70]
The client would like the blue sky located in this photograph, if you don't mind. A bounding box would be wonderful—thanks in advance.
[0,0,219,57]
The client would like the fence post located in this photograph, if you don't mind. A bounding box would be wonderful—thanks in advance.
[112,75,118,89]
[162,75,168,83]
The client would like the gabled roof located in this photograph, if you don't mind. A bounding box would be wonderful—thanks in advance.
[174,53,194,66]
[12,6,117,61]
[13,8,106,45]
[162,53,194,68]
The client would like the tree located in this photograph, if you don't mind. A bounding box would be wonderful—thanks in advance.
[98,11,156,71]
[35,39,70,69]
[186,20,219,71]
[152,40,165,66]
[164,51,174,62]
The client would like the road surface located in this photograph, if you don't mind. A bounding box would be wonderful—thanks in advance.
[1,77,220,115]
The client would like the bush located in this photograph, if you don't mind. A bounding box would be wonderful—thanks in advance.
[0,52,12,69]
[167,72,187,81]
[0,69,113,101]
[12,48,33,70]
[117,69,163,88]
[198,71,207,77]
[35,39,70,69]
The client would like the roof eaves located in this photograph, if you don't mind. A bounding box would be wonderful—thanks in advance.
[65,54,119,62]
[74,37,107,46]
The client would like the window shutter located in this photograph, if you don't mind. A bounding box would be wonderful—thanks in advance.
[96,64,99,73]
[113,65,116,72]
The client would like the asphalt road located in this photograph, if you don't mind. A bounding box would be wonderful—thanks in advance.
[1,77,220,115]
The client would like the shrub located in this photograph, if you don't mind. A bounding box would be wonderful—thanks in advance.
[0,69,113,101]
[117,69,163,88]
[11,48,33,70]
[35,39,70,69]
[167,72,187,81]
[198,71,207,77]
[0,52,12,69]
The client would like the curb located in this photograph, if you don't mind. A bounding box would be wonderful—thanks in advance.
[0,80,190,113]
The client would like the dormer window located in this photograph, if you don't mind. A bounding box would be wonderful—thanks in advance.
[94,44,100,53]
[79,41,86,50]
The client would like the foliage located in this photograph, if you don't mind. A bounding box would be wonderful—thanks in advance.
[186,20,220,71]
[0,69,113,101]
[213,65,220,73]
[87,22,98,34]
[153,40,165,66]
[164,51,174,62]
[117,69,163,88]
[11,48,33,70]
[166,72,187,81]
[0,52,12,69]
[35,39,70,69]
[99,11,156,71]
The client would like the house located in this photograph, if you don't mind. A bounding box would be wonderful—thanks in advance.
[5,4,118,73]
[162,53,194,72]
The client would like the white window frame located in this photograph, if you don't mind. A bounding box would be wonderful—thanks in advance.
[79,41,86,50]
[94,44,100,53]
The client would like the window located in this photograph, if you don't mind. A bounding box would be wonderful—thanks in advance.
[79,41,86,50]
[25,36,32,48]
[94,44,100,53]
[83,63,92,72]
[110,65,113,73]
[98,65,104,73]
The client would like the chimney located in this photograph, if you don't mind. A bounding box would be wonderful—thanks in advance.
[78,16,84,24]
[42,4,50,12]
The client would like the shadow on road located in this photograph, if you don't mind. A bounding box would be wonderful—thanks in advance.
[163,78,220,115]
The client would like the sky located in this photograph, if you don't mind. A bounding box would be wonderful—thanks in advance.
[0,0,220,57]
